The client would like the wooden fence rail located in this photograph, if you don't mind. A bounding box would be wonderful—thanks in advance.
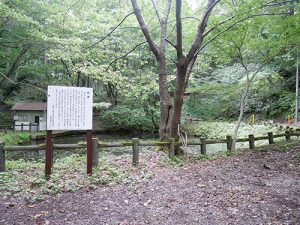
[1,128,300,173]
[0,123,40,133]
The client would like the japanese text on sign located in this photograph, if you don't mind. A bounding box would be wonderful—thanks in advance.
[47,86,93,130]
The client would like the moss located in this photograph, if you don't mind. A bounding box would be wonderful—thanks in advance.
[120,141,133,145]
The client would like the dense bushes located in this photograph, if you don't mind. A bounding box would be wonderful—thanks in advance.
[184,71,295,121]
[98,106,158,132]
[0,108,13,125]
[0,132,30,146]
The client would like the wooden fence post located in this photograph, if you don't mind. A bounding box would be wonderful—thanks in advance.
[0,142,5,172]
[29,123,32,132]
[226,135,232,151]
[249,134,255,150]
[268,132,274,144]
[200,137,207,155]
[169,138,175,158]
[92,138,99,168]
[4,126,7,134]
[132,138,139,166]
[21,123,23,132]
[285,130,291,141]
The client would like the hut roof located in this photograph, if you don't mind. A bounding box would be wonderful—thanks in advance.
[11,102,47,111]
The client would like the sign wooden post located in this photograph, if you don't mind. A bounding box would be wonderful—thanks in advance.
[86,130,93,174]
[45,130,53,178]
[46,86,93,177]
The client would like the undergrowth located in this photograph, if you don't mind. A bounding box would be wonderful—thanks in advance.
[183,121,282,139]
[1,135,299,204]
[0,132,31,146]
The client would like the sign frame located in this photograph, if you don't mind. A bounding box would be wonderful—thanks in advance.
[45,86,94,177]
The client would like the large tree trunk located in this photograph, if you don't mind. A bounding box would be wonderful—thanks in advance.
[157,57,169,140]
[169,62,187,139]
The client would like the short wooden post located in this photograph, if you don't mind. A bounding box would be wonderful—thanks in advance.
[169,138,175,158]
[86,130,93,175]
[92,138,99,168]
[0,142,5,172]
[4,126,7,134]
[268,132,274,144]
[200,137,207,155]
[37,123,39,132]
[45,130,53,178]
[249,134,255,150]
[29,123,32,132]
[285,130,291,141]
[21,123,24,132]
[226,135,232,151]
[132,138,139,166]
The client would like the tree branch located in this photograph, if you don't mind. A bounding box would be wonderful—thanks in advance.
[131,0,160,59]
[165,39,177,50]
[63,0,87,29]
[176,0,183,59]
[0,43,21,48]
[203,0,294,40]
[266,0,295,7]
[203,15,235,39]
[151,0,162,23]
[0,45,29,88]
[106,41,147,70]
[186,0,220,64]
[195,12,292,57]
[182,16,201,22]
[159,0,172,51]
[88,12,135,48]
[0,72,46,93]
[61,59,72,77]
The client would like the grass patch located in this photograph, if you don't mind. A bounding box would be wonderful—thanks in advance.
[183,121,282,139]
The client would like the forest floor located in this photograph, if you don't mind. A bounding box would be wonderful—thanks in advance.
[0,144,299,225]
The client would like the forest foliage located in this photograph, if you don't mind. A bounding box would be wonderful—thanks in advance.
[0,0,299,132]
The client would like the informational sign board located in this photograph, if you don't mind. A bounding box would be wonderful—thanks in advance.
[47,86,93,130]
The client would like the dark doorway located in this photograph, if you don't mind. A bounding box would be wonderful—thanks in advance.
[35,116,40,124]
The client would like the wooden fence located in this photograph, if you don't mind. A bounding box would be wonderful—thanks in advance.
[0,123,40,133]
[0,127,299,173]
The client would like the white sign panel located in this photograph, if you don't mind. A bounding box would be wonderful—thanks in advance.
[47,86,93,130]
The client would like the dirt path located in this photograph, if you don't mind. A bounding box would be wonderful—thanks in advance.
[1,147,300,225]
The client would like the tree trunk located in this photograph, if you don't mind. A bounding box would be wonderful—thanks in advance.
[157,57,169,141]
[169,62,187,140]
[231,81,251,151]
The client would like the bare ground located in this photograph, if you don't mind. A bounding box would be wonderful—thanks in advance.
[0,146,300,225]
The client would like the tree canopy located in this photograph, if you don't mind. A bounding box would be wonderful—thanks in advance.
[0,0,299,145]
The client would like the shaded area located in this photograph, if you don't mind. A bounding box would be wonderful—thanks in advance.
[0,146,299,225]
